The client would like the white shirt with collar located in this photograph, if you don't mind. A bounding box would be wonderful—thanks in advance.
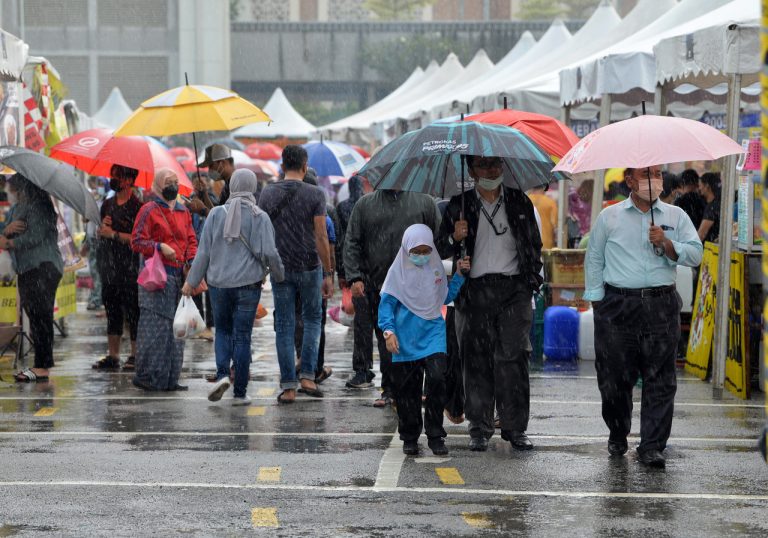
[470,188,520,278]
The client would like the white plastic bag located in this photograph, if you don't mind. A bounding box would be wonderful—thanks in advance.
[0,250,15,282]
[173,296,205,339]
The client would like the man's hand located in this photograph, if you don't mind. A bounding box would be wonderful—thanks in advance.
[181,282,193,297]
[385,332,399,354]
[649,225,666,247]
[159,243,177,262]
[457,255,471,275]
[453,219,468,242]
[3,220,26,237]
[322,275,334,299]
[187,198,207,215]
[351,281,365,298]
[98,224,115,238]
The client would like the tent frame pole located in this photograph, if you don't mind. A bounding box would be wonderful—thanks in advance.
[557,105,571,248]
[590,94,612,230]
[712,73,742,399]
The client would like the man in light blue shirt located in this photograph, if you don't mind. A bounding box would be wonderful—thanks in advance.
[585,165,702,469]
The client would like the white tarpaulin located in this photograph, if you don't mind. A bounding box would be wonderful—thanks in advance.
[0,28,28,81]
[92,87,133,130]
[234,87,316,139]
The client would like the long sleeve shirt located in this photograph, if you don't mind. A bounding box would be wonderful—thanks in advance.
[131,196,197,269]
[378,274,465,362]
[584,197,703,301]
[2,201,63,275]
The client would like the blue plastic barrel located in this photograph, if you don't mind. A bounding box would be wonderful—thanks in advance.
[543,306,579,360]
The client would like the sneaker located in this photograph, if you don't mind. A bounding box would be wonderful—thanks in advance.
[428,438,449,456]
[232,395,251,406]
[366,370,376,382]
[346,371,374,389]
[207,378,230,402]
[402,441,419,455]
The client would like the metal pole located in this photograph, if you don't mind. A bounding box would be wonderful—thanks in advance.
[558,105,571,248]
[590,94,612,229]
[760,0,768,463]
[712,73,742,399]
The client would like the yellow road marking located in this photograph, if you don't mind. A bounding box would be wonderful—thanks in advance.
[461,512,494,529]
[435,467,465,485]
[34,407,58,417]
[251,507,278,528]
[247,406,266,416]
[257,467,281,482]
[256,388,275,397]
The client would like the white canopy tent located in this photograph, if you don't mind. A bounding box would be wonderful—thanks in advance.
[0,28,29,81]
[92,87,133,130]
[234,87,316,140]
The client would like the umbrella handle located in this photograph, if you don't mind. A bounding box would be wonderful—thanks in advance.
[645,166,664,257]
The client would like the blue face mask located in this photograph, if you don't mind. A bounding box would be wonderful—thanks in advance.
[409,254,430,266]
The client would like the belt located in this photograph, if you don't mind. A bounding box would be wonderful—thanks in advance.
[605,284,675,298]
[473,273,522,282]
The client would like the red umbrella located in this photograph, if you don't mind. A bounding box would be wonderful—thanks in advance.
[245,142,282,161]
[351,145,370,159]
[466,109,579,159]
[236,158,279,180]
[50,128,193,195]
[169,147,202,174]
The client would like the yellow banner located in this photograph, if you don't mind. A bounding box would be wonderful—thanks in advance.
[686,242,718,379]
[724,251,750,399]
[0,271,77,323]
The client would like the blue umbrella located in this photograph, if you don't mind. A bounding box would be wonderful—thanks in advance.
[302,140,367,178]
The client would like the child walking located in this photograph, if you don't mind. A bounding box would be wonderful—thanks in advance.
[378,224,470,456]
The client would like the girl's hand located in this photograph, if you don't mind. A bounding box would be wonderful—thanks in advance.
[457,255,471,275]
[385,332,399,354]
[159,243,177,261]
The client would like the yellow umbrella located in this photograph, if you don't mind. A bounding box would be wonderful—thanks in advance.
[604,167,624,189]
[114,84,271,137]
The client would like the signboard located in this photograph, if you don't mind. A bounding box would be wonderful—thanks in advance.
[686,242,718,379]
[0,271,76,323]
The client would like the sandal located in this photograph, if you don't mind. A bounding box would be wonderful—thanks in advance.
[92,356,120,370]
[298,384,324,398]
[14,369,49,383]
[276,390,295,404]
[122,356,136,371]
[314,367,333,384]
[373,395,394,408]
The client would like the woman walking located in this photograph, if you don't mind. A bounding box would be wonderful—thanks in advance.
[378,224,470,456]
[183,169,284,405]
[0,174,63,382]
[131,168,197,391]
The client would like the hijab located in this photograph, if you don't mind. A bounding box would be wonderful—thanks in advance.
[381,223,447,320]
[152,167,177,201]
[224,168,262,241]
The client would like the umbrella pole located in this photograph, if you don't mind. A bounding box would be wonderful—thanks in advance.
[185,72,203,186]
[641,101,665,257]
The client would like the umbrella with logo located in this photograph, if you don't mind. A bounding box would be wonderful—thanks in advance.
[0,146,100,223]
[302,140,367,178]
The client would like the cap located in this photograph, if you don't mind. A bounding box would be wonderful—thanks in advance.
[198,143,232,168]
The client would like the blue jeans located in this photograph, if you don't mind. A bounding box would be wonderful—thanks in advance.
[272,267,322,389]
[209,284,262,397]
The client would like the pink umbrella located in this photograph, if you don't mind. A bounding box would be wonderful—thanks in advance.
[553,115,744,173]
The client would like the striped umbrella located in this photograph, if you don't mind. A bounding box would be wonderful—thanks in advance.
[358,121,566,200]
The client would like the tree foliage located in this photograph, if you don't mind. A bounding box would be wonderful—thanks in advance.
[518,0,567,20]
[364,0,437,21]
[564,0,602,19]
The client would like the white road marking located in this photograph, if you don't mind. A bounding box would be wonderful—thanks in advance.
[1,480,767,502]
[373,435,405,489]
[414,457,452,464]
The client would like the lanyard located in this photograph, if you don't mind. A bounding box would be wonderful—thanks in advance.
[479,196,508,236]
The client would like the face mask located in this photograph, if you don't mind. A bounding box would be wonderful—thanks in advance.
[162,186,179,201]
[477,176,503,191]
[409,254,430,266]
[97,186,105,197]
[109,178,122,192]
[208,166,221,181]
[635,178,664,202]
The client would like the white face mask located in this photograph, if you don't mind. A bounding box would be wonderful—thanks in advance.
[477,176,503,191]
[635,178,664,202]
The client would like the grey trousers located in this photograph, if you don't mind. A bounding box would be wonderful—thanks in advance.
[455,275,533,439]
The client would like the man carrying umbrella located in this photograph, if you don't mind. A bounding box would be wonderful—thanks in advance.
[199,144,235,205]
[436,155,543,452]
[584,165,702,468]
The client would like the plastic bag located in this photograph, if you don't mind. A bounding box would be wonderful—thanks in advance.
[137,249,167,291]
[0,250,15,282]
[341,287,355,315]
[173,296,205,339]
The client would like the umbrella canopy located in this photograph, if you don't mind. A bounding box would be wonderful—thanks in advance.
[467,109,580,159]
[114,84,271,137]
[50,129,193,195]
[168,147,197,173]
[237,158,279,180]
[0,146,100,223]
[359,122,565,198]
[553,115,744,173]
[207,137,245,151]
[245,142,282,160]
[303,140,367,178]
[351,145,371,159]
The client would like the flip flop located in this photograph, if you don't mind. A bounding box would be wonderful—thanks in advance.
[14,369,49,383]
[298,386,324,398]
[314,367,333,384]
[373,396,393,408]
[276,390,295,404]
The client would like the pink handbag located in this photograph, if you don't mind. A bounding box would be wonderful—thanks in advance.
[137,249,167,291]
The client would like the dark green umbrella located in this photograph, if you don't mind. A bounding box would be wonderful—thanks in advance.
[0,146,101,223]
[359,121,567,201]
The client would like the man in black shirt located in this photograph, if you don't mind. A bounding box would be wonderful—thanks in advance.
[674,168,705,230]
[198,144,235,205]
[91,165,143,371]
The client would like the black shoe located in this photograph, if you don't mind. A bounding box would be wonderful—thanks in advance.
[428,438,448,456]
[608,439,628,456]
[92,356,120,370]
[501,430,534,451]
[168,384,188,391]
[469,437,488,452]
[346,371,374,389]
[132,378,154,391]
[402,441,419,455]
[637,449,666,468]
[366,370,376,382]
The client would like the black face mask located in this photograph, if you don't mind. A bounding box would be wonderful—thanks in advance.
[161,186,179,201]
[109,178,122,192]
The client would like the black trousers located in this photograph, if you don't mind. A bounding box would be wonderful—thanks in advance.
[294,293,327,376]
[455,275,532,439]
[390,353,447,442]
[102,281,139,341]
[17,262,62,369]
[443,306,464,418]
[594,288,681,454]
[352,288,392,394]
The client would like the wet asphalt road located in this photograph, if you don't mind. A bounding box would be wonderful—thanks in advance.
[0,289,767,537]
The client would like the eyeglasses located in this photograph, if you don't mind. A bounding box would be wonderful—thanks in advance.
[472,159,503,170]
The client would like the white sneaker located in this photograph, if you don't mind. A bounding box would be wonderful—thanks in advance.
[207,378,230,402]
[232,395,251,406]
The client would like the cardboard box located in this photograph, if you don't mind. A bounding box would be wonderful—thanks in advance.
[549,286,589,310]
[544,249,586,285]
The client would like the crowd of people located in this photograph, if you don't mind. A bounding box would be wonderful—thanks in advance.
[3,142,712,465]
